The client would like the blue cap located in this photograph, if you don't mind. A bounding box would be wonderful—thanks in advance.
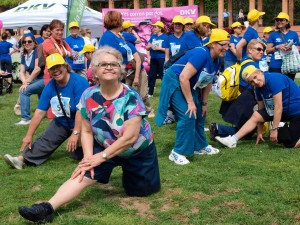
[24,32,35,40]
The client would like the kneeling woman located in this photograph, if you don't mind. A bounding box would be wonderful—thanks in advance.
[18,46,160,224]
[216,66,300,148]
[156,29,230,165]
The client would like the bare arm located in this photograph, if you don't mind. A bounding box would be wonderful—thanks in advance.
[27,58,41,83]
[229,43,237,56]
[131,30,141,44]
[133,52,141,86]
[165,48,170,62]
[270,92,283,143]
[66,111,82,152]
[236,38,247,60]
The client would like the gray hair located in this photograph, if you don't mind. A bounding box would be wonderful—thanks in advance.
[91,46,125,79]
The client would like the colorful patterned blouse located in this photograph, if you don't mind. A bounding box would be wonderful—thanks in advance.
[78,83,154,157]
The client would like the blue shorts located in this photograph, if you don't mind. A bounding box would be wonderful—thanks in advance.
[85,142,161,197]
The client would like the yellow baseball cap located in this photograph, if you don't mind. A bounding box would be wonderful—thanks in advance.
[242,65,259,82]
[172,15,185,25]
[196,15,216,28]
[273,12,290,21]
[80,44,95,54]
[247,9,265,22]
[184,17,194,25]
[204,29,230,46]
[122,21,135,29]
[152,21,164,29]
[46,53,65,69]
[69,21,79,29]
[231,21,245,30]
[263,27,274,33]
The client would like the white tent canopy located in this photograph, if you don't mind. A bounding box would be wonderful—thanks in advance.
[0,0,103,37]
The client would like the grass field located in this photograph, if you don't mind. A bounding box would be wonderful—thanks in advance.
[1,80,300,225]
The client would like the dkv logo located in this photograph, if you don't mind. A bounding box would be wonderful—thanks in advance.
[179,9,197,16]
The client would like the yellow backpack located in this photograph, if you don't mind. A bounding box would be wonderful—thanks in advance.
[216,59,253,101]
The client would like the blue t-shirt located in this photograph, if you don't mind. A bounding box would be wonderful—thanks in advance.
[0,41,13,61]
[171,47,221,88]
[242,26,260,57]
[122,32,137,45]
[38,72,89,128]
[35,37,44,44]
[239,55,259,88]
[225,35,241,62]
[179,30,203,51]
[148,33,168,59]
[256,72,300,116]
[21,48,44,79]
[167,33,185,56]
[100,30,133,65]
[267,30,300,69]
[65,35,86,71]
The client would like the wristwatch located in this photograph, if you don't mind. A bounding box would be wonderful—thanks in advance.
[72,130,80,135]
[102,151,108,161]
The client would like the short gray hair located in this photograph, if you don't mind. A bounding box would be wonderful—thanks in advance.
[91,46,125,78]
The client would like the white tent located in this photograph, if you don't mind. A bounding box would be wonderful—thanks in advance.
[0,0,103,37]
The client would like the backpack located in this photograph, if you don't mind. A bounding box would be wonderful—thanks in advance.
[163,48,192,71]
[37,43,45,68]
[215,59,253,101]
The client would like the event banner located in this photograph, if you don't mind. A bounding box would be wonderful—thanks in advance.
[66,0,87,36]
[102,6,198,70]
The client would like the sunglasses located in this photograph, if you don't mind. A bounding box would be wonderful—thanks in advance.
[254,47,264,52]
[275,19,285,22]
[22,40,33,44]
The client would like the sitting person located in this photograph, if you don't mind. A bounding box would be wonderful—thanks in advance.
[209,39,265,139]
[18,46,161,224]
[215,66,300,148]
[4,53,89,169]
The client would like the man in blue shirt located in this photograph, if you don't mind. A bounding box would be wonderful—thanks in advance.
[65,22,86,79]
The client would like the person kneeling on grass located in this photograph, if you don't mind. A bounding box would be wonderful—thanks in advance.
[18,46,160,224]
[4,53,89,169]
[215,65,300,148]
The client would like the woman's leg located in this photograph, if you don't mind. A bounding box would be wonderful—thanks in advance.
[148,59,158,96]
[49,176,96,210]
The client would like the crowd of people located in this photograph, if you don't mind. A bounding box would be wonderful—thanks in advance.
[1,8,300,224]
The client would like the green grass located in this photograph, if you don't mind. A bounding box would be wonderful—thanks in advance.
[1,80,300,224]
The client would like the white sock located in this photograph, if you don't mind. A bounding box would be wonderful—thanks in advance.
[232,134,239,141]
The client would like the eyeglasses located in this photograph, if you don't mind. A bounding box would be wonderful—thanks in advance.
[97,62,120,69]
[275,19,285,22]
[22,40,33,44]
[216,42,230,48]
[253,47,264,52]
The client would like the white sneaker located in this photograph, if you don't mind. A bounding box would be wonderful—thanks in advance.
[194,145,220,155]
[14,104,21,116]
[215,135,237,148]
[4,154,24,170]
[148,110,155,118]
[15,119,31,126]
[169,150,190,165]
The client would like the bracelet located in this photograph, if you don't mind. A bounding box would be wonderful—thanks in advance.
[271,127,279,131]
[201,101,207,106]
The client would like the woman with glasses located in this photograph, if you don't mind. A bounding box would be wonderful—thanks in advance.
[224,22,245,69]
[18,47,160,223]
[4,53,89,170]
[266,12,300,81]
[15,33,45,125]
[209,39,266,140]
[156,29,230,165]
[36,24,50,44]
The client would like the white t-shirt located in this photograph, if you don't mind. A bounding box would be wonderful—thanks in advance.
[7,37,18,53]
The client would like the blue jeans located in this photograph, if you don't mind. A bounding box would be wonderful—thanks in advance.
[217,124,237,137]
[20,78,45,120]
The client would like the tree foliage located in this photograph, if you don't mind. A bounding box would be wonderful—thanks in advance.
[0,0,23,8]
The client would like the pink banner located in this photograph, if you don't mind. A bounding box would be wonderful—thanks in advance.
[102,6,198,70]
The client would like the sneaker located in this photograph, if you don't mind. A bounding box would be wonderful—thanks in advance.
[194,145,220,155]
[4,154,24,170]
[148,110,155,118]
[19,202,53,223]
[14,104,21,116]
[215,135,237,148]
[148,94,153,98]
[209,123,218,140]
[15,119,31,126]
[163,110,176,125]
[169,150,190,165]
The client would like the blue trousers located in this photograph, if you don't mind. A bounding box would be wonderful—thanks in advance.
[171,85,208,155]
[217,124,237,137]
